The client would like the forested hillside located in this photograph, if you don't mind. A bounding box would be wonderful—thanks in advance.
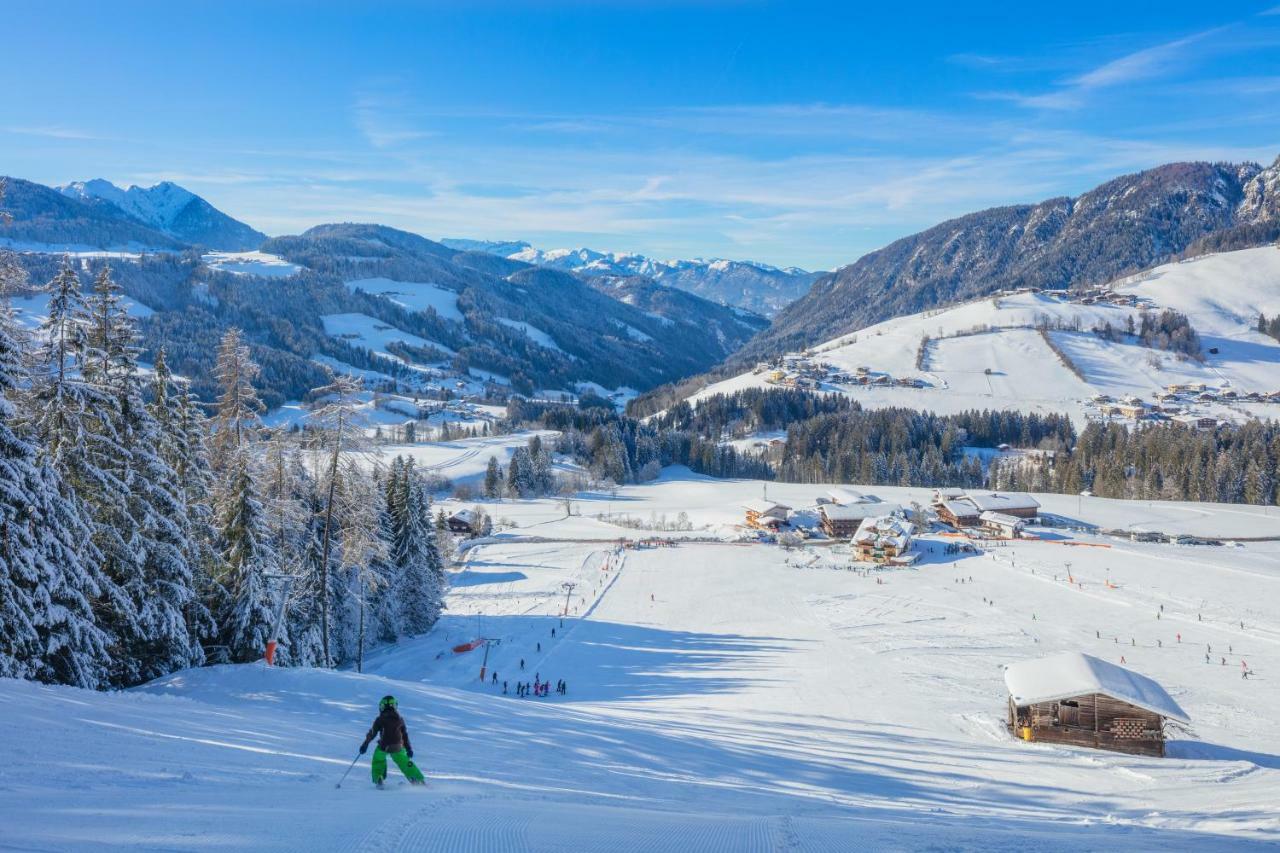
[742,158,1280,360]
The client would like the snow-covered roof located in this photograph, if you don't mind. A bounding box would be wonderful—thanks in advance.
[450,509,477,524]
[852,516,913,550]
[942,499,980,518]
[934,488,966,500]
[979,511,1025,527]
[964,492,1041,512]
[1003,652,1189,723]
[827,487,867,505]
[743,500,791,515]
[822,503,899,522]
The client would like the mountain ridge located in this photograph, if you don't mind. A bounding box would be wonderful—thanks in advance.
[58,178,266,251]
[737,157,1280,362]
[442,238,820,316]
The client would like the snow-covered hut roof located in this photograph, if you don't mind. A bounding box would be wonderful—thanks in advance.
[933,487,966,501]
[942,499,980,519]
[827,487,868,505]
[450,509,477,524]
[743,500,791,515]
[821,503,900,522]
[1003,652,1189,723]
[979,511,1025,527]
[965,492,1041,513]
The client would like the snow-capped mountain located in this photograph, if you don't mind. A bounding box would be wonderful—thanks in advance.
[58,179,265,251]
[441,239,819,316]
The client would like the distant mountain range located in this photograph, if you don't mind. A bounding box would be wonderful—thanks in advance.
[441,239,820,316]
[737,157,1280,362]
[0,175,265,252]
[0,174,768,405]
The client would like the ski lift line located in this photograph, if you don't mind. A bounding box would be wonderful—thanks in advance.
[522,548,627,678]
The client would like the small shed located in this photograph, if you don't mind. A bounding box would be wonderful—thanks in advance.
[1004,652,1189,757]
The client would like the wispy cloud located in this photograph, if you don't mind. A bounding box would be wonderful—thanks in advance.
[3,125,101,140]
[984,26,1226,111]
[352,90,438,149]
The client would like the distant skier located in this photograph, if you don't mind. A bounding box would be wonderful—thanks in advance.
[503,681,508,694]
[520,658,525,670]
[492,671,498,684]
[359,695,425,788]
[551,628,556,637]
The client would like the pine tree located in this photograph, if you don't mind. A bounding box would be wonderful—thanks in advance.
[309,371,373,666]
[484,455,501,499]
[86,266,201,684]
[149,349,218,655]
[210,328,264,472]
[0,257,110,687]
[215,447,279,662]
[390,459,446,635]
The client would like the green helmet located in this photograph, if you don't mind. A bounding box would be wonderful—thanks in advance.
[379,695,397,711]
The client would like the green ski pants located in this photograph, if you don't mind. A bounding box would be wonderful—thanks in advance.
[371,747,425,783]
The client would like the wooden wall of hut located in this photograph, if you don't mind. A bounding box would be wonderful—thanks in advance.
[1007,693,1167,757]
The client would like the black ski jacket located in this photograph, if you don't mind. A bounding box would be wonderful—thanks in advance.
[362,707,412,753]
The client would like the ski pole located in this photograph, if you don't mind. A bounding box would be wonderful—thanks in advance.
[335,753,361,789]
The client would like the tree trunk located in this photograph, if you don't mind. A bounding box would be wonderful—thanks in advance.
[356,572,365,674]
[319,425,341,667]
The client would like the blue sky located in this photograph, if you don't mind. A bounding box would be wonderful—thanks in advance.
[3,1,1280,269]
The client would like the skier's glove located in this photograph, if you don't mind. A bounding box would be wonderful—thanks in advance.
[406,748,414,758]
[359,743,368,755]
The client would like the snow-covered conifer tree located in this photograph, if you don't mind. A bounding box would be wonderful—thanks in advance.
[390,458,445,635]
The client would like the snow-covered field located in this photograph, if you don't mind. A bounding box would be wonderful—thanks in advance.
[321,313,455,358]
[687,247,1280,427]
[3,469,1278,850]
[202,250,302,278]
[346,277,464,322]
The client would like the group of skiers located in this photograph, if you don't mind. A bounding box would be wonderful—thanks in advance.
[513,677,566,697]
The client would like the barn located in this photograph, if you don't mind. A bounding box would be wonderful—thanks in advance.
[1004,652,1189,757]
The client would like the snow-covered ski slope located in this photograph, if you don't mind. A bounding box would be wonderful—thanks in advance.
[689,246,1280,426]
[3,469,1279,850]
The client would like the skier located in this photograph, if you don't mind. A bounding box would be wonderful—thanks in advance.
[492,671,498,684]
[359,695,426,788]
[520,658,525,670]
[503,681,508,694]
[551,628,556,638]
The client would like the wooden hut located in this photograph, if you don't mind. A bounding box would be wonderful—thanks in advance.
[1004,652,1189,757]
